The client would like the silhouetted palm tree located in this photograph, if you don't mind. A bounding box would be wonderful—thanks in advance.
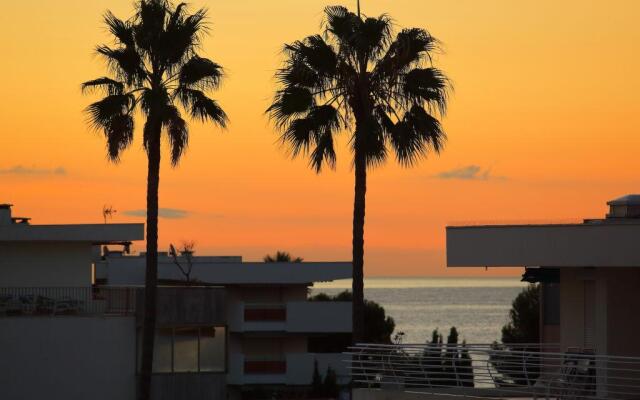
[268,6,450,342]
[263,250,304,263]
[82,1,227,398]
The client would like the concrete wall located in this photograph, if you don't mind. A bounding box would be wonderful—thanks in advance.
[151,373,225,400]
[0,317,136,400]
[559,267,640,356]
[0,242,92,287]
[559,268,608,353]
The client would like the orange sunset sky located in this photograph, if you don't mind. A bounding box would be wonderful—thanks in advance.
[1,1,639,276]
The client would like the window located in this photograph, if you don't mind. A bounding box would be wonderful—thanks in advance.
[173,327,199,372]
[153,328,173,373]
[200,327,226,372]
[139,326,226,373]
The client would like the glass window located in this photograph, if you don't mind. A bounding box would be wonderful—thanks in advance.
[153,328,173,373]
[173,327,199,372]
[140,326,227,373]
[200,327,226,372]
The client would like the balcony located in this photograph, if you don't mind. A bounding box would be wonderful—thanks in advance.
[136,286,226,327]
[0,287,136,316]
[0,286,226,326]
[347,343,640,400]
[229,301,351,333]
[228,353,350,385]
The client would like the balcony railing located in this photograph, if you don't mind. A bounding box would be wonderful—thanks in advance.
[0,287,136,316]
[231,301,351,332]
[347,343,640,399]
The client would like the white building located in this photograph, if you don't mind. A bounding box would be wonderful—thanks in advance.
[446,194,640,357]
[0,204,352,400]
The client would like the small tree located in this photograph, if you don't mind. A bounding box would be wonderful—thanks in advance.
[322,366,339,398]
[311,359,323,397]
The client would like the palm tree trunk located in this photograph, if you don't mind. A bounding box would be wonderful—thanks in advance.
[352,148,367,344]
[139,118,161,400]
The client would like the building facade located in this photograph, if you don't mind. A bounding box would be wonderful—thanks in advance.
[0,204,352,400]
[446,194,640,357]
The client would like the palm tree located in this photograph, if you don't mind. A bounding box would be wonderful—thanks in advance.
[267,6,450,342]
[263,250,304,262]
[82,1,227,398]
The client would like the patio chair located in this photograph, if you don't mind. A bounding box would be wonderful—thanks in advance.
[546,349,596,400]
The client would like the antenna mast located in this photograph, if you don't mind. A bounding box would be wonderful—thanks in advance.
[357,0,361,17]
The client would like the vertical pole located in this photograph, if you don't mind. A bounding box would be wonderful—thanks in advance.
[357,0,361,17]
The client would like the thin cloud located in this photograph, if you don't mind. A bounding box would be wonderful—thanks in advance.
[0,165,67,176]
[123,208,189,219]
[435,165,505,181]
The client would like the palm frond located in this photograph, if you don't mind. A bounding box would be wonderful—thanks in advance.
[105,114,135,161]
[162,105,189,165]
[178,56,222,89]
[355,15,393,61]
[134,0,167,53]
[81,77,125,96]
[96,45,146,85]
[388,105,445,167]
[161,7,207,66]
[267,87,314,128]
[324,6,359,52]
[283,35,339,85]
[373,28,439,80]
[85,94,135,131]
[104,11,134,46]
[280,105,340,172]
[177,87,227,126]
[402,67,450,115]
[85,95,135,162]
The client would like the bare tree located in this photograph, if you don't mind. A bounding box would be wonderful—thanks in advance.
[169,241,196,283]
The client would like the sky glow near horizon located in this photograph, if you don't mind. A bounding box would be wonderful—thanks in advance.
[1,1,639,276]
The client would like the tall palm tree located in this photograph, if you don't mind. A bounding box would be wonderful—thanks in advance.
[268,6,450,342]
[82,1,227,398]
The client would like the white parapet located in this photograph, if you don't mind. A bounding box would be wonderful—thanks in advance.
[446,223,640,267]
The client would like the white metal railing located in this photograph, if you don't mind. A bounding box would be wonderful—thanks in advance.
[346,343,640,399]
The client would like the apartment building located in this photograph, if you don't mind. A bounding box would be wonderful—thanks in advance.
[446,194,640,357]
[0,204,351,400]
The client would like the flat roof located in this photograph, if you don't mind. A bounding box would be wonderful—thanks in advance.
[446,223,640,268]
[0,223,144,243]
[98,257,352,285]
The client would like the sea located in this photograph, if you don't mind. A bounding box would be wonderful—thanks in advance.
[311,277,526,345]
